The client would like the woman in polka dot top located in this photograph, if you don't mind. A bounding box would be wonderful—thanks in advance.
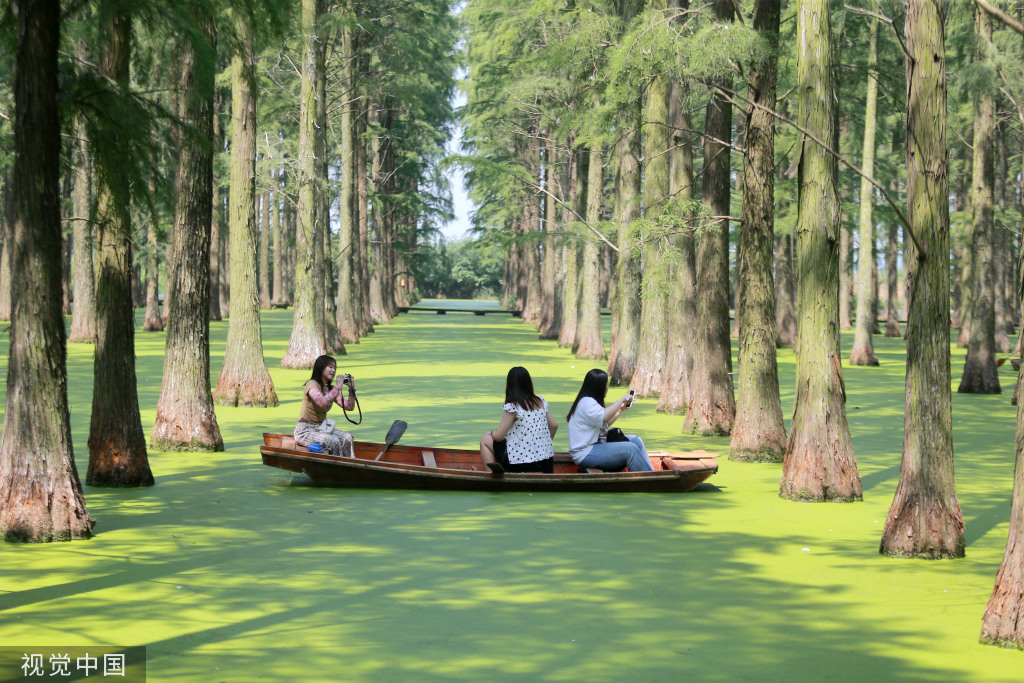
[479,366,558,474]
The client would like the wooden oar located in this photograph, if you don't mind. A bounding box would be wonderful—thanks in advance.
[374,420,408,460]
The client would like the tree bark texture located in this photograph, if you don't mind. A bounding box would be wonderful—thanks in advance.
[282,0,328,368]
[69,97,96,343]
[730,0,786,460]
[523,129,543,326]
[0,191,11,323]
[317,40,342,353]
[838,221,852,330]
[209,94,224,323]
[557,149,581,349]
[260,183,271,309]
[575,145,606,360]
[336,23,359,344]
[214,16,278,408]
[780,0,862,502]
[959,6,1001,395]
[684,0,736,435]
[657,77,696,414]
[539,134,562,340]
[850,6,880,366]
[775,232,798,347]
[885,221,902,337]
[880,0,964,558]
[608,116,642,383]
[88,6,153,485]
[0,0,94,540]
[631,61,669,397]
[272,167,285,308]
[151,10,224,451]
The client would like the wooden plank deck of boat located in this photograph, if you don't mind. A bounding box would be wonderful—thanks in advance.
[260,433,719,493]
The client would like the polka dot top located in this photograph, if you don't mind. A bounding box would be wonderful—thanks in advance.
[502,397,555,464]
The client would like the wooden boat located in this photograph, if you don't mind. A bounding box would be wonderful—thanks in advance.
[260,433,719,493]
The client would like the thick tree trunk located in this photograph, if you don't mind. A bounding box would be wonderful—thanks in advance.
[850,7,880,366]
[730,0,786,461]
[959,7,1001,395]
[214,16,278,408]
[608,115,642,383]
[151,10,224,451]
[631,54,669,397]
[282,0,328,367]
[657,76,696,414]
[0,0,94,540]
[780,0,861,501]
[88,6,154,485]
[884,222,902,337]
[684,0,736,435]
[880,0,964,559]
[575,145,605,360]
[209,92,223,322]
[69,97,96,343]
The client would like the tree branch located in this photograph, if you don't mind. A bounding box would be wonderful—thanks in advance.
[975,0,1024,35]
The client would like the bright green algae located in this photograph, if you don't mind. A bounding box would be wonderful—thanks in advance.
[0,304,1021,681]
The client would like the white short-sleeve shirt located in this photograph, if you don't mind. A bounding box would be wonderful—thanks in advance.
[502,397,555,464]
[567,396,607,463]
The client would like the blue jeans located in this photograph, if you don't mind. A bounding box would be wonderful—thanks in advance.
[579,435,655,472]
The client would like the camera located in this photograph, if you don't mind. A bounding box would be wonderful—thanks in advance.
[341,373,353,387]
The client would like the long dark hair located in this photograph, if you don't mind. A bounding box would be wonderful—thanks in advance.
[505,366,543,411]
[310,355,337,389]
[567,368,608,421]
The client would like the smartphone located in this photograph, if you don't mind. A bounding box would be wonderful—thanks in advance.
[627,389,636,406]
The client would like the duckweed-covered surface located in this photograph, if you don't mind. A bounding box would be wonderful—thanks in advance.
[1,302,1021,681]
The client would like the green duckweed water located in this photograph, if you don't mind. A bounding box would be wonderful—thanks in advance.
[0,302,1021,681]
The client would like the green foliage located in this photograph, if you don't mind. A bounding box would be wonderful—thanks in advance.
[414,235,504,299]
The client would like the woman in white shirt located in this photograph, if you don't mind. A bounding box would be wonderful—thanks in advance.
[480,367,558,474]
[566,369,654,472]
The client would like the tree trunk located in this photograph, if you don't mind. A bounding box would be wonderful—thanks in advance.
[657,75,696,414]
[317,39,342,353]
[684,0,736,435]
[608,113,642,383]
[838,220,852,330]
[775,232,798,347]
[336,26,359,343]
[539,133,562,340]
[631,48,669,397]
[260,181,271,309]
[880,0,964,558]
[209,92,224,323]
[214,15,278,408]
[282,0,328,367]
[884,222,902,336]
[88,6,154,485]
[730,0,786,460]
[959,6,1001,395]
[0,0,94,541]
[142,179,164,333]
[0,185,11,323]
[69,84,97,343]
[151,9,224,451]
[557,149,581,349]
[780,0,862,501]
[355,81,373,335]
[523,128,543,326]
[850,6,880,366]
[575,145,605,360]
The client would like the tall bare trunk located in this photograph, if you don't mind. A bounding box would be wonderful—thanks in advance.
[0,0,94,540]
[575,144,605,360]
[69,82,97,343]
[880,0,963,559]
[779,0,861,501]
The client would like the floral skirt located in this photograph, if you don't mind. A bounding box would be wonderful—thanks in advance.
[294,421,354,458]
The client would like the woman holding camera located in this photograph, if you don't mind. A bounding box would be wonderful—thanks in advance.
[480,366,558,474]
[566,368,654,472]
[294,354,357,457]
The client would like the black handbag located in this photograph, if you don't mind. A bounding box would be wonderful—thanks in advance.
[606,427,628,442]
